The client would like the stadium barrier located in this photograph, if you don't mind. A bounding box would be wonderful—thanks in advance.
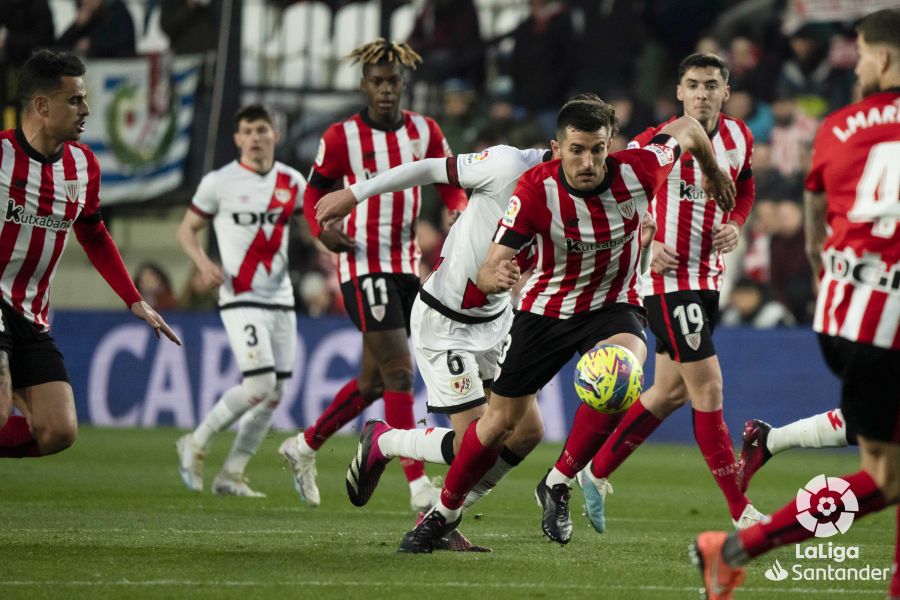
[54,311,842,443]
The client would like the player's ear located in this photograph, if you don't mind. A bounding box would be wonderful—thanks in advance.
[722,84,730,103]
[550,139,560,158]
[33,95,49,118]
[676,84,684,102]
[233,131,241,149]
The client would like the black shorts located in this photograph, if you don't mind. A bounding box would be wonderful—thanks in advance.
[0,301,69,389]
[341,273,419,334]
[492,304,648,398]
[818,334,900,444]
[645,290,720,363]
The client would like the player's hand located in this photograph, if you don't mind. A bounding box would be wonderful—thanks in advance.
[713,221,740,253]
[702,168,736,212]
[640,212,657,248]
[318,227,355,253]
[481,259,521,293]
[197,260,225,289]
[130,301,182,345]
[650,240,679,274]
[316,189,356,231]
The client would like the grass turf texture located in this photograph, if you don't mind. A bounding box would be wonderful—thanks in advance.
[0,427,893,599]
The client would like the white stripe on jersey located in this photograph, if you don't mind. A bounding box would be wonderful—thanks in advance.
[875,293,900,348]
[839,284,872,343]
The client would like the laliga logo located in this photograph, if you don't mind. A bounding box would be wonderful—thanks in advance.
[795,474,858,538]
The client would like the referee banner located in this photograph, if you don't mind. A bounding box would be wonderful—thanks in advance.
[81,54,202,204]
[51,311,842,444]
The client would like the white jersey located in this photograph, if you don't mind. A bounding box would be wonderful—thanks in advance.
[422,146,546,316]
[191,160,306,307]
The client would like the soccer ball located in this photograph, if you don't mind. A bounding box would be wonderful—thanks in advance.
[574,344,643,413]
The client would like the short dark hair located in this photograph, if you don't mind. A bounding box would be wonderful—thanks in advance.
[556,94,618,138]
[677,53,730,83]
[18,50,85,105]
[233,104,274,132]
[856,9,900,50]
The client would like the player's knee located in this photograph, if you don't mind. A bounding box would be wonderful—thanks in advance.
[358,379,384,402]
[381,368,413,392]
[514,420,544,454]
[243,372,278,404]
[691,380,723,411]
[33,423,77,455]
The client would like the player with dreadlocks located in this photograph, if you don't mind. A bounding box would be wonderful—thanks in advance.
[279,39,468,512]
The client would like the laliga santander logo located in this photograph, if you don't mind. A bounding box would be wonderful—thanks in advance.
[795,474,858,538]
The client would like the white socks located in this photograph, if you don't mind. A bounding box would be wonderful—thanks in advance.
[767,409,849,455]
[222,399,277,475]
[464,453,518,509]
[545,467,573,488]
[191,373,277,458]
[377,427,454,464]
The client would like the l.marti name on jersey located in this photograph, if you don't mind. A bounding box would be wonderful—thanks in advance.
[5,199,74,231]
[678,180,706,201]
[831,101,899,142]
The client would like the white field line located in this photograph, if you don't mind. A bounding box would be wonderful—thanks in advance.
[0,580,886,594]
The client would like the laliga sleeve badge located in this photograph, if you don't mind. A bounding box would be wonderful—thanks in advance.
[502,196,521,227]
[645,143,675,166]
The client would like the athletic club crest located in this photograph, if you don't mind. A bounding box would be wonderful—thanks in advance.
[617,199,635,220]
[684,332,701,351]
[725,149,741,170]
[370,305,386,322]
[64,180,80,203]
[450,374,472,395]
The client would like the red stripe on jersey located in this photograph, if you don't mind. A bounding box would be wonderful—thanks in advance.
[605,170,637,305]
[651,169,670,296]
[820,278,839,333]
[659,292,681,362]
[544,189,583,318]
[231,171,298,295]
[33,148,81,321]
[359,125,381,276]
[574,197,612,313]
[0,141,29,288]
[857,290,887,343]
[385,129,405,273]
[696,199,718,283]
[831,283,852,337]
[10,162,56,313]
[674,160,695,290]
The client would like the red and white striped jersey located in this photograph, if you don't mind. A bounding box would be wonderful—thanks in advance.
[805,89,900,350]
[191,161,306,307]
[493,137,680,319]
[0,129,99,328]
[629,114,755,295]
[305,110,466,284]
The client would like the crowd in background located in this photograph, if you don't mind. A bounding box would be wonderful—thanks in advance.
[0,0,873,327]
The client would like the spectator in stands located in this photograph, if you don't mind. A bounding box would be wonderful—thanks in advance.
[178,266,217,311]
[721,278,796,328]
[58,0,136,58]
[406,0,484,91]
[776,24,854,117]
[161,0,219,55]
[568,0,645,93]
[437,79,486,154]
[724,89,773,143]
[769,91,818,179]
[134,263,179,312]
[507,0,575,136]
[768,199,813,324]
[0,0,55,117]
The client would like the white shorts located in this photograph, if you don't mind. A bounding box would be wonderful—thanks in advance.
[219,306,297,379]
[411,301,509,414]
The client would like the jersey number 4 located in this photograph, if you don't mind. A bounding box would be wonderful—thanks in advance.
[850,141,900,238]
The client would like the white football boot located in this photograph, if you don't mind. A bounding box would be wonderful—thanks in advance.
[212,472,266,498]
[278,435,321,507]
[733,503,767,529]
[410,476,442,512]
[176,434,205,492]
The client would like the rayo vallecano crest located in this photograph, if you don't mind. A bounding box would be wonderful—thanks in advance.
[617,198,636,220]
[274,189,291,203]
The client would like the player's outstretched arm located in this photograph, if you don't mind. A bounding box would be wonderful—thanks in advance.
[477,242,521,294]
[130,301,182,345]
[176,210,225,289]
[317,158,449,230]
[659,116,736,211]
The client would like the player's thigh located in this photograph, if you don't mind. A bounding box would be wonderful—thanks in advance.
[599,332,648,364]
[820,335,900,445]
[18,381,76,436]
[268,310,297,380]
[363,328,412,373]
[341,273,419,335]
[220,307,276,376]
[645,290,719,364]
[416,344,488,416]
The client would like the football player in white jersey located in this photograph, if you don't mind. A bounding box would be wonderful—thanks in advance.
[317,145,549,522]
[175,105,306,497]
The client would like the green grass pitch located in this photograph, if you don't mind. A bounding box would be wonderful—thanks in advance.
[0,427,894,599]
